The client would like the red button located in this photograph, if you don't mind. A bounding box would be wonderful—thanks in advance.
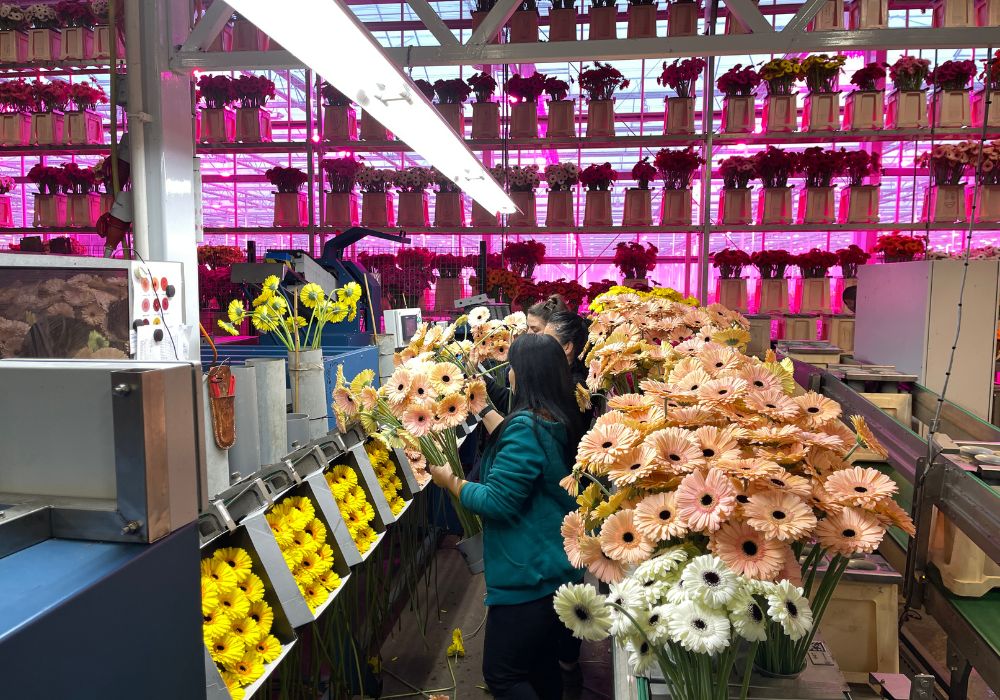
[152,278,159,291]
[141,278,150,292]
[160,277,168,290]
[162,298,169,310]
[152,298,160,311]
[141,299,150,312]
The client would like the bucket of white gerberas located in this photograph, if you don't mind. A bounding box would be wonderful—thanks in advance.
[554,548,814,700]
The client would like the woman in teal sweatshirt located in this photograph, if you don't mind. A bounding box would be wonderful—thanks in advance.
[430,334,585,700]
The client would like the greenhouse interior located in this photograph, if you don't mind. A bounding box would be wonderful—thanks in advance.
[0,0,999,699]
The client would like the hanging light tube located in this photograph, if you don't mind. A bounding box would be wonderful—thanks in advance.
[225,0,516,216]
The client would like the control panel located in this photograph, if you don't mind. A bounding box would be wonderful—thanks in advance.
[128,261,185,358]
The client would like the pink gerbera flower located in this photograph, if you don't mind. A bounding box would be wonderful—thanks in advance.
[600,510,655,564]
[711,520,787,581]
[675,469,737,533]
[578,422,642,471]
[634,491,688,542]
[815,507,885,556]
[823,466,898,508]
[642,427,705,474]
[578,535,626,583]
[744,491,817,542]
[401,403,434,437]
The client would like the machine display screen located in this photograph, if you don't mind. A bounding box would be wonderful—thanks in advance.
[400,313,420,343]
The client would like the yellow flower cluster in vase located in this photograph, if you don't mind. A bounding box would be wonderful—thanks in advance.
[366,440,408,515]
[265,496,341,612]
[201,547,283,700]
[326,464,379,553]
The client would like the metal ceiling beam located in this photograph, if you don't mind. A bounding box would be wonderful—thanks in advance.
[466,0,521,46]
[721,0,773,34]
[406,0,460,46]
[780,0,833,35]
[180,0,234,53]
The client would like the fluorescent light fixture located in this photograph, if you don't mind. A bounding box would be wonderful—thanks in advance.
[225,0,517,216]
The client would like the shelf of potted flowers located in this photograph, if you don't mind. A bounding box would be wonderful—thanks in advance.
[544,162,579,226]
[796,146,843,225]
[760,57,803,133]
[266,166,309,227]
[510,0,540,42]
[847,0,887,26]
[320,82,356,141]
[549,0,577,40]
[753,146,796,225]
[887,56,931,129]
[62,162,100,226]
[579,62,628,137]
[233,74,275,142]
[840,150,880,224]
[974,51,1000,128]
[794,247,838,313]
[809,0,845,29]
[588,0,617,39]
[581,162,616,226]
[64,80,105,144]
[26,3,60,61]
[873,232,925,262]
[0,174,13,226]
[717,64,760,134]
[844,62,886,130]
[752,248,792,312]
[0,6,29,63]
[926,59,976,128]
[655,146,702,225]
[56,0,95,59]
[919,142,974,223]
[717,155,755,225]
[431,167,466,227]
[543,76,575,137]
[432,253,468,311]
[504,240,546,279]
[933,0,975,26]
[835,243,869,311]
[358,165,395,227]
[658,58,704,134]
[505,72,547,138]
[712,247,751,311]
[197,74,236,143]
[433,78,472,136]
[91,0,123,59]
[505,164,540,226]
[30,78,70,145]
[27,162,66,226]
[320,155,362,228]
[667,0,699,35]
[802,54,846,131]
[613,241,657,287]
[0,78,34,145]
[970,140,1000,222]
[623,156,654,226]
[232,12,268,51]
[467,72,499,139]
[626,0,657,38]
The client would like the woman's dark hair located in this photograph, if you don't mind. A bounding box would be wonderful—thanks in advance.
[545,310,589,374]
[526,294,566,322]
[487,333,585,461]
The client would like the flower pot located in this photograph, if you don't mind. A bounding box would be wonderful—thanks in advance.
[456,531,485,575]
[27,28,59,62]
[508,191,537,226]
[30,111,64,146]
[0,195,12,227]
[758,187,793,225]
[288,349,329,439]
[472,201,499,226]
[232,17,269,50]
[667,0,699,35]
[803,93,840,131]
[437,103,465,136]
[929,89,971,128]
[434,191,466,227]
[588,6,618,39]
[0,30,28,63]
[763,94,797,132]
[471,10,499,42]
[808,0,845,28]
[798,277,832,314]
[664,96,695,134]
[64,109,103,145]
[66,192,101,227]
[923,184,967,223]
[510,102,539,138]
[509,9,539,41]
[549,7,578,39]
[717,277,749,313]
[798,186,836,224]
[757,277,789,313]
[323,104,357,141]
[235,106,272,142]
[586,99,615,137]
[839,185,880,224]
[976,0,1000,23]
[546,189,576,227]
[435,277,464,313]
[359,113,389,141]
[933,0,975,25]
[93,25,124,59]
[274,192,309,227]
[718,188,753,225]
[972,89,1000,127]
[0,113,30,146]
[970,184,1000,222]
[471,101,500,139]
[627,4,658,37]
[887,90,928,128]
[660,188,693,225]
[362,192,395,227]
[207,23,232,52]
[583,189,613,226]
[546,99,576,137]
[199,108,235,143]
[847,0,887,27]
[33,193,67,227]
[622,188,653,226]
[623,277,648,289]
[822,312,855,349]
[60,26,93,60]
[722,95,755,133]
[324,192,359,228]
[844,90,884,130]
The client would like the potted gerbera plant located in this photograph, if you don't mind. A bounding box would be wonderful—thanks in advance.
[27,162,67,226]
[504,72,547,138]
[760,57,803,132]
[588,0,617,40]
[580,162,617,226]
[926,59,976,128]
[0,174,15,227]
[613,241,657,286]
[794,248,838,313]
[751,248,793,312]
[61,162,100,226]
[839,150,880,224]
[974,50,1000,128]
[873,232,925,262]
[579,62,628,137]
[26,3,61,61]
[657,57,705,134]
[845,62,887,130]
[266,166,309,227]
[64,80,106,145]
[321,155,363,228]
[395,166,433,227]
[544,162,579,227]
[802,54,846,131]
[887,55,931,128]
[197,74,236,143]
[717,155,755,225]
[918,141,975,223]
[433,78,472,136]
[321,82,356,141]
[0,78,36,146]
[626,0,657,38]
[0,4,29,63]
[232,74,275,142]
[716,64,761,133]
[358,165,395,227]
[623,156,655,226]
[509,0,540,42]
[752,146,797,225]
[505,164,541,226]
[549,0,577,41]
[431,167,466,228]
[90,0,124,59]
[56,0,95,59]
[712,248,751,312]
[971,139,1000,222]
[795,146,845,225]
[543,76,575,137]
[654,146,703,225]
[467,72,499,139]
[30,79,70,145]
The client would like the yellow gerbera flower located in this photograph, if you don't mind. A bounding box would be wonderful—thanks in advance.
[317,569,341,591]
[237,573,265,603]
[247,600,273,636]
[390,497,405,515]
[303,583,328,610]
[253,635,283,664]
[229,615,262,646]
[304,518,327,544]
[228,299,247,324]
[315,545,334,575]
[266,294,288,315]
[711,327,752,348]
[328,301,349,324]
[283,315,307,333]
[227,650,265,686]
[201,558,238,594]
[210,633,245,667]
[202,606,230,643]
[266,513,296,549]
[261,274,281,296]
[201,578,220,616]
[281,547,305,570]
[217,588,251,620]
[217,319,240,336]
[221,671,246,699]
[251,306,280,333]
[300,283,325,309]
[289,497,316,521]
[213,547,254,583]
[340,281,362,304]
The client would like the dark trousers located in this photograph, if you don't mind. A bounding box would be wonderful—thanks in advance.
[483,593,564,700]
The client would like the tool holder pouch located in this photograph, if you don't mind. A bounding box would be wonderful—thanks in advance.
[208,364,237,449]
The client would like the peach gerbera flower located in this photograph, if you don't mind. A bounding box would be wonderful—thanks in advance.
[429,362,463,395]
[642,427,705,474]
[633,491,688,541]
[744,491,817,542]
[797,430,848,451]
[717,458,784,483]
[638,378,672,399]
[850,415,889,459]
[578,535,626,584]
[672,368,712,394]
[697,377,748,405]
[711,520,786,581]
[823,466,897,508]
[333,387,358,416]
[794,392,841,427]
[465,379,488,415]
[578,422,642,470]
[755,442,808,466]
[872,498,916,537]
[608,447,655,486]
[693,425,742,463]
[401,403,434,437]
[674,338,706,357]
[748,424,802,445]
[675,469,737,533]
[408,373,433,403]
[815,507,885,556]
[600,510,655,564]
[608,393,656,412]
[436,393,469,429]
[666,406,720,427]
[386,368,412,406]
[743,389,800,422]
[359,386,378,411]
[562,511,586,567]
[738,365,782,393]
[698,345,741,375]
[750,471,813,499]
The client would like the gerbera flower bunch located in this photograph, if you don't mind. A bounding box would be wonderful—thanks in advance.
[264,166,308,194]
[433,78,472,104]
[750,249,793,279]
[544,162,580,191]
[321,155,364,194]
[68,81,108,111]
[751,146,797,189]
[759,58,804,96]
[365,440,408,515]
[466,306,527,364]
[917,140,980,185]
[653,147,704,190]
[201,547,282,699]
[850,62,887,92]
[505,164,541,192]
[233,74,276,109]
[553,552,814,700]
[265,496,341,611]
[543,76,571,102]
[197,74,237,110]
[889,55,931,92]
[466,72,497,102]
[925,59,977,91]
[981,50,1000,91]
[712,248,751,279]
[794,248,839,278]
[325,462,379,552]
[394,166,434,193]
[413,79,436,101]
[631,157,656,190]
[468,267,524,303]
[842,150,880,187]
[503,239,546,277]
[835,244,870,278]
[357,165,396,193]
[716,64,761,97]
[321,82,352,106]
[872,232,926,262]
[613,241,658,281]
[977,140,1000,186]
[719,156,755,190]
[504,72,548,103]
[801,54,846,94]
[657,58,707,99]
[0,4,30,31]
[32,79,71,112]
[578,62,630,102]
[579,162,617,191]
[795,146,846,188]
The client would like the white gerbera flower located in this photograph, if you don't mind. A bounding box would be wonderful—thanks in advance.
[640,604,671,644]
[667,600,731,655]
[765,580,813,641]
[636,546,689,579]
[468,306,491,327]
[680,554,739,608]
[728,591,768,642]
[627,638,657,675]
[633,567,671,606]
[553,583,613,642]
[503,311,526,331]
[607,578,644,637]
